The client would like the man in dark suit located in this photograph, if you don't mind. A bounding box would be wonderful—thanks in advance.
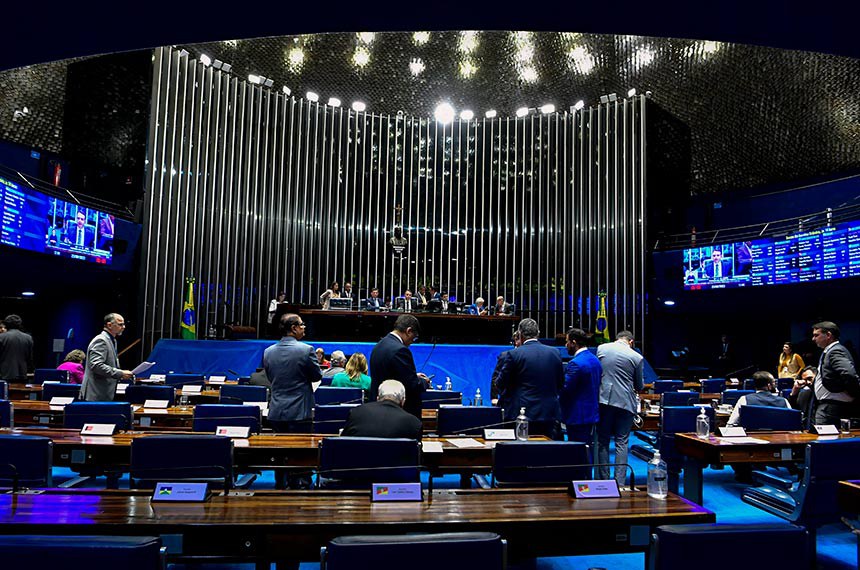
[369,314,430,419]
[496,318,564,439]
[0,314,34,381]
[342,380,422,439]
[64,211,96,248]
[559,328,602,445]
[80,313,133,401]
[811,321,859,425]
[364,287,383,311]
[704,249,732,279]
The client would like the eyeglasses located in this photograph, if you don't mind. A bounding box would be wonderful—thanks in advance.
[294,322,306,327]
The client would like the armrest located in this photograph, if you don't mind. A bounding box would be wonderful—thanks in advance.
[751,470,795,491]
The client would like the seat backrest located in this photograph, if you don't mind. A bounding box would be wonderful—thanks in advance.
[0,434,53,487]
[124,385,175,406]
[318,437,420,486]
[421,391,463,409]
[33,369,69,384]
[0,400,11,428]
[0,535,164,569]
[315,387,364,406]
[700,379,726,393]
[721,390,754,406]
[130,434,234,488]
[777,377,795,391]
[41,383,82,401]
[659,406,717,467]
[660,392,700,407]
[492,441,591,486]
[164,374,205,387]
[742,379,755,391]
[63,402,134,430]
[323,532,505,570]
[738,405,801,431]
[797,439,860,525]
[313,404,359,435]
[220,384,268,403]
[436,406,504,436]
[192,404,261,434]
[0,380,8,400]
[654,380,683,394]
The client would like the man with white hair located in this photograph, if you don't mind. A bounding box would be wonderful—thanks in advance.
[321,350,347,386]
[341,379,422,439]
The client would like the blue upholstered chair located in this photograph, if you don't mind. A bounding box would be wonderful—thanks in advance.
[130,434,252,489]
[0,535,165,570]
[653,380,683,394]
[0,400,11,428]
[33,369,69,383]
[743,379,756,391]
[124,385,176,407]
[659,406,716,493]
[721,390,754,406]
[492,441,591,487]
[41,382,81,401]
[777,377,796,391]
[321,532,506,570]
[192,404,261,434]
[220,384,268,403]
[63,402,134,430]
[436,405,504,436]
[317,437,420,488]
[660,392,699,407]
[738,405,802,431]
[650,524,809,570]
[314,386,364,406]
[313,404,358,435]
[0,434,53,488]
[421,390,463,409]
[164,373,205,386]
[700,378,726,393]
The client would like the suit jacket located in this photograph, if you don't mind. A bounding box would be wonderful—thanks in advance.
[80,330,124,401]
[369,333,425,418]
[341,400,422,439]
[597,340,645,414]
[493,302,513,315]
[704,259,732,279]
[0,329,34,381]
[65,225,96,247]
[467,304,487,316]
[365,296,383,311]
[264,336,322,422]
[818,343,860,399]
[496,339,563,422]
[559,349,602,426]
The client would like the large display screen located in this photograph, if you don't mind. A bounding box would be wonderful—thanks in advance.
[1,175,113,265]
[683,220,860,290]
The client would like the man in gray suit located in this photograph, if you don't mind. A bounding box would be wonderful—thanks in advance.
[596,330,645,489]
[80,313,133,401]
[811,321,860,425]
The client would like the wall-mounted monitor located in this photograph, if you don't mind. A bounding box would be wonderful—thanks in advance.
[1,175,113,265]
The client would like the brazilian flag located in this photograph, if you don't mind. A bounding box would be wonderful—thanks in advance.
[594,291,609,344]
[180,277,197,340]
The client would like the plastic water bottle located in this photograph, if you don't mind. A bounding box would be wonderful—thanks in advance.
[516,407,529,441]
[647,450,668,500]
[474,388,482,406]
[696,406,710,439]
[444,376,453,391]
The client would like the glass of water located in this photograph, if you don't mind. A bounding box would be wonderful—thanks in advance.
[840,418,851,434]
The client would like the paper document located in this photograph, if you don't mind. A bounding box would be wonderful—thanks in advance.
[131,361,156,376]
[421,441,444,454]
[445,438,486,448]
[716,436,769,445]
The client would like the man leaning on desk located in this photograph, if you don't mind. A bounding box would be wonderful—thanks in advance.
[80,313,134,401]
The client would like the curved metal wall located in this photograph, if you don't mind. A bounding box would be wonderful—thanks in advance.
[142,47,646,352]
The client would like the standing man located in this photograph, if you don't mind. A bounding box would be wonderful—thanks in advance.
[369,314,430,419]
[264,313,322,488]
[811,321,859,425]
[596,330,645,489]
[0,315,34,381]
[365,287,383,311]
[496,319,563,439]
[80,313,133,401]
[559,328,602,445]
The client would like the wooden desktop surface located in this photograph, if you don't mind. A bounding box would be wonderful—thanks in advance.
[837,480,860,515]
[675,430,860,465]
[11,400,194,430]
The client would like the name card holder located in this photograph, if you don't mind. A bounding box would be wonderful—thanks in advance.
[182,385,203,394]
[568,479,620,499]
[149,374,167,382]
[216,426,250,438]
[49,397,75,407]
[152,482,211,502]
[143,399,170,409]
[81,423,117,436]
[814,424,840,435]
[718,426,747,437]
[116,383,129,395]
[371,482,423,502]
[483,428,516,440]
[208,376,227,385]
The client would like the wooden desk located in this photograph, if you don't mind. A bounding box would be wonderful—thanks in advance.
[8,384,43,401]
[675,431,860,504]
[838,480,860,515]
[640,392,723,402]
[8,383,222,404]
[11,401,194,430]
[637,410,730,433]
[0,488,714,564]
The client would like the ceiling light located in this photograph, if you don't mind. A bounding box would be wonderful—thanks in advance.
[287,47,305,71]
[627,88,637,97]
[352,101,367,112]
[459,31,479,54]
[434,102,455,125]
[460,109,474,121]
[282,86,291,96]
[306,91,319,102]
[263,78,274,88]
[573,100,585,110]
[459,59,477,78]
[409,57,425,76]
[211,59,223,70]
[539,104,556,114]
[328,97,341,107]
[413,31,430,45]
[357,32,375,44]
[353,47,371,68]
[663,300,676,306]
[634,47,656,68]
[21,291,35,297]
[485,109,497,118]
[221,63,232,73]
[568,46,595,75]
[199,54,211,66]
[516,107,529,118]
[248,74,261,84]
[519,66,538,83]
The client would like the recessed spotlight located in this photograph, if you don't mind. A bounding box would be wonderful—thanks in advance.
[573,100,585,110]
[21,291,35,297]
[413,31,430,45]
[516,107,529,118]
[460,109,474,121]
[434,102,455,125]
[409,58,425,76]
[357,32,375,44]
[211,59,223,70]
[353,47,370,68]
[627,88,637,97]
[306,91,319,102]
[539,104,556,114]
[328,97,341,107]
[282,86,291,96]
[663,300,676,306]
[248,74,261,84]
[199,54,211,66]
[352,101,367,112]
[485,109,497,118]
[263,78,274,88]
[221,63,232,73]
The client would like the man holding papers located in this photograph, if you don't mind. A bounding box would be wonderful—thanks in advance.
[80,313,134,401]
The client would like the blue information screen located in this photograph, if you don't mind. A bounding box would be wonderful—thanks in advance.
[683,220,860,290]
[0,175,113,265]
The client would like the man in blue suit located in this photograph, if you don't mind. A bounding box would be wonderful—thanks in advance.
[496,318,564,439]
[559,328,602,445]
[364,287,384,311]
[64,211,96,248]
[704,249,732,279]
[369,314,430,419]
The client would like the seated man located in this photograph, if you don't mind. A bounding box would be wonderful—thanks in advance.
[398,290,416,313]
[727,370,790,426]
[788,365,816,428]
[492,295,513,316]
[468,297,488,316]
[341,379,422,439]
[364,287,384,311]
[440,292,450,313]
[321,350,347,384]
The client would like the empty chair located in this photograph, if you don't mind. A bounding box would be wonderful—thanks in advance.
[700,379,726,394]
[130,434,245,489]
[321,532,506,570]
[721,390,754,406]
[124,385,175,407]
[738,405,802,431]
[41,383,81,401]
[0,535,164,570]
[436,406,504,436]
[0,380,8,400]
[653,380,683,394]
[220,384,268,403]
[492,441,591,486]
[777,377,796,391]
[64,402,134,430]
[313,404,359,435]
[0,400,11,428]
[318,437,420,488]
[660,406,716,493]
[421,390,463,409]
[192,404,261,434]
[34,369,69,384]
[651,524,809,570]
[314,386,363,406]
[0,434,53,488]
[660,392,699,407]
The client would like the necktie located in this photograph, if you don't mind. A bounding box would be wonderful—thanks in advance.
[77,228,84,246]
[715,263,721,278]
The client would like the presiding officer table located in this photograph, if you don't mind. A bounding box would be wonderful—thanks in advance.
[0,488,714,566]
